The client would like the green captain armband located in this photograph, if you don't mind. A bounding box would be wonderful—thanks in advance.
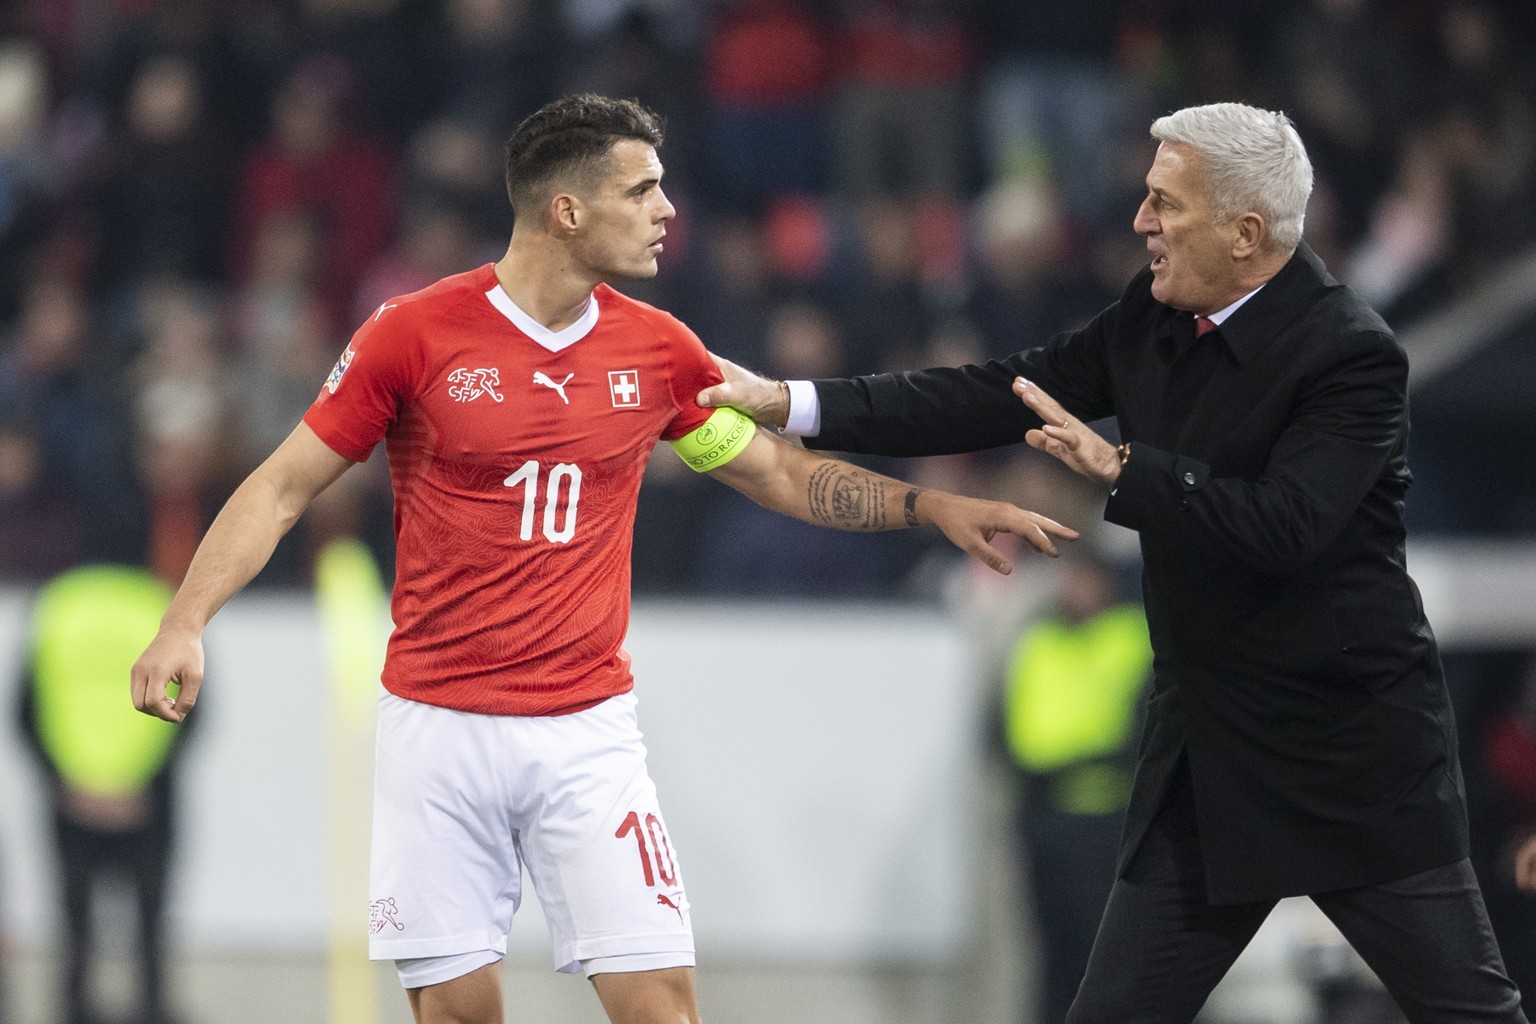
[669,405,757,472]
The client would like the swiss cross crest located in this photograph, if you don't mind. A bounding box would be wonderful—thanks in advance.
[369,897,404,934]
[608,370,641,408]
[447,367,505,403]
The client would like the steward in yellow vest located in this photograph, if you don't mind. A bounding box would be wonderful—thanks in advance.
[997,554,1151,1024]
[16,563,195,1024]
[1003,598,1149,817]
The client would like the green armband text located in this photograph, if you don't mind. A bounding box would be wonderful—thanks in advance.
[669,406,756,472]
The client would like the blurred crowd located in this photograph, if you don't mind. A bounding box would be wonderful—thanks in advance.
[1,0,1535,594]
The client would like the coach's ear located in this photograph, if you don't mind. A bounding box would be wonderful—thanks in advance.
[1231,210,1265,259]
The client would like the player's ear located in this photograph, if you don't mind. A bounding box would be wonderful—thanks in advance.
[552,192,582,234]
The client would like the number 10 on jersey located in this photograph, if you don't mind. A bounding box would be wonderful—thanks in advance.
[503,460,582,543]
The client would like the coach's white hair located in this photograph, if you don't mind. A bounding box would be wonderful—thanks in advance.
[1151,103,1313,253]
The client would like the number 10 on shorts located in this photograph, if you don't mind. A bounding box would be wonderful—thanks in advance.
[615,810,678,887]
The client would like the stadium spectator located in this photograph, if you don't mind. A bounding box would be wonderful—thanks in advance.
[227,54,396,332]
[291,0,432,144]
[1341,125,1455,326]
[228,209,379,583]
[230,211,333,467]
[673,211,776,370]
[974,0,1148,226]
[401,115,514,251]
[1265,0,1414,250]
[0,275,145,564]
[129,278,235,584]
[420,0,558,135]
[828,0,975,203]
[1421,0,1536,290]
[0,39,51,315]
[700,0,833,212]
[90,52,231,297]
[128,93,1074,1024]
[0,418,81,580]
[351,199,485,328]
[836,197,934,370]
[964,177,1113,359]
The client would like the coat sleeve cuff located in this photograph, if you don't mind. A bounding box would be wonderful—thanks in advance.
[1105,443,1211,532]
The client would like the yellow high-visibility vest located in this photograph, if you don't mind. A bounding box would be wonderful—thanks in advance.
[30,565,179,796]
[1003,605,1152,811]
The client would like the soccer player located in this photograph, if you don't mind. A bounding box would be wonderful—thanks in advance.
[129,94,1076,1024]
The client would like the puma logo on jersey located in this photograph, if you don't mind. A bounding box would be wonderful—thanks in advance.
[448,367,505,403]
[657,892,685,923]
[533,371,574,404]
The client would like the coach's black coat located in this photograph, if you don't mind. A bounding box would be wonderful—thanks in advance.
[808,242,1468,904]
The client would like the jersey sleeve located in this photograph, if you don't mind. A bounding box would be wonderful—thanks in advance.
[653,311,724,442]
[302,305,419,462]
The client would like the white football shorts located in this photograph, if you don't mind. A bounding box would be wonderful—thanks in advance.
[367,689,694,978]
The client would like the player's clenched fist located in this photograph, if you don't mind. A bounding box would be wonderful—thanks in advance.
[130,627,203,724]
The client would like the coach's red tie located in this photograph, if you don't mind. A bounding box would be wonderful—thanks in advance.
[1195,316,1217,338]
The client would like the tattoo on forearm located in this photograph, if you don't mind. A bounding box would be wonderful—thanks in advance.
[904,487,921,527]
[808,463,888,530]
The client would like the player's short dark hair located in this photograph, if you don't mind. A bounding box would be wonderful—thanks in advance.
[503,93,665,222]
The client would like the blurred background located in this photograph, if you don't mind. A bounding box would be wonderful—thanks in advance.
[1,0,1535,1021]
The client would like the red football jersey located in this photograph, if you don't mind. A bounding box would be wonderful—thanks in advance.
[303,265,721,715]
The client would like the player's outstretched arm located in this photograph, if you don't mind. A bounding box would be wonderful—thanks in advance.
[705,427,1077,574]
[130,423,354,723]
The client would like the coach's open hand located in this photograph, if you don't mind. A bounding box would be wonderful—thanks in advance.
[697,354,787,429]
[1014,377,1123,487]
